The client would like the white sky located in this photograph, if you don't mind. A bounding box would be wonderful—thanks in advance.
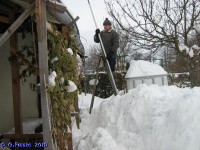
[63,0,110,51]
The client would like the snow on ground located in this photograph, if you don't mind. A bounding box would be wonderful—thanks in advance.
[78,93,105,109]
[73,85,200,150]
[6,118,42,134]
[125,60,167,78]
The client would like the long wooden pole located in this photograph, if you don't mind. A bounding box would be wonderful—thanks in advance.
[35,0,54,149]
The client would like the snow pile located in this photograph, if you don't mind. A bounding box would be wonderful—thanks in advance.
[48,72,77,92]
[179,44,190,53]
[179,44,200,58]
[89,79,99,86]
[192,45,200,50]
[188,49,194,58]
[68,80,77,92]
[125,60,167,78]
[67,48,73,55]
[48,71,57,87]
[78,93,104,109]
[73,85,200,150]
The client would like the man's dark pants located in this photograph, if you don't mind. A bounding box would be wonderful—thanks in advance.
[107,55,116,72]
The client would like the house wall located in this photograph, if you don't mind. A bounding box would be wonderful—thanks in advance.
[0,33,39,133]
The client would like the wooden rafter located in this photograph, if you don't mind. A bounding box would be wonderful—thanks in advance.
[0,2,35,47]
[0,16,11,24]
[46,0,66,14]
[68,16,80,28]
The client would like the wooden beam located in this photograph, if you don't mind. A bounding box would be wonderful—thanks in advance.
[68,16,80,28]
[0,16,11,24]
[1,134,43,140]
[10,32,23,134]
[46,0,66,14]
[35,0,54,150]
[0,2,35,47]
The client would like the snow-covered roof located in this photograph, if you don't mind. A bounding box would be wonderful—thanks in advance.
[0,0,85,56]
[125,60,167,78]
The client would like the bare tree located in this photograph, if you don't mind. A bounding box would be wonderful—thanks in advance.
[85,45,102,72]
[105,0,200,87]
[112,23,145,62]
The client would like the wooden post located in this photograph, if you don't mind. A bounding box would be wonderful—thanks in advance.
[67,133,73,150]
[10,32,23,134]
[68,16,80,28]
[35,0,54,149]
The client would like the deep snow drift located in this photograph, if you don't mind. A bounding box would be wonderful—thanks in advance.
[73,85,200,150]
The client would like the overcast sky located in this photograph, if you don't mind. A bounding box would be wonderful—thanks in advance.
[63,0,110,51]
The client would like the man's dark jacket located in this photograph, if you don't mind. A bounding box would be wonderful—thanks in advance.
[94,29,119,57]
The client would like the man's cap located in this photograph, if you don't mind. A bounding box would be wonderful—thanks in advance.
[103,18,111,26]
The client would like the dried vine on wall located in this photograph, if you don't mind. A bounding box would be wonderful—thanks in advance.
[47,24,79,150]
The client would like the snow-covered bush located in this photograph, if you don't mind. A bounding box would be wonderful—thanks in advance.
[83,72,125,98]
[47,25,80,149]
[168,73,191,88]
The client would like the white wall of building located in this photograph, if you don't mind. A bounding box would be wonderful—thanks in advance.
[0,33,39,133]
[126,76,168,91]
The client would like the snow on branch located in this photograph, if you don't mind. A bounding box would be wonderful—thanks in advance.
[179,44,200,58]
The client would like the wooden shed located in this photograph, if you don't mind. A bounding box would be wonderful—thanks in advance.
[125,60,168,91]
[0,0,84,149]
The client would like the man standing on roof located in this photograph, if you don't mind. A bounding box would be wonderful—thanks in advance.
[94,18,119,78]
